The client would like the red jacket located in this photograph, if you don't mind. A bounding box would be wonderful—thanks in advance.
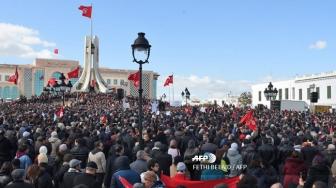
[283,157,307,188]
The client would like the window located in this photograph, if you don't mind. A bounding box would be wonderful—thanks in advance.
[285,88,289,100]
[292,87,295,100]
[113,79,118,85]
[307,88,310,100]
[327,86,331,99]
[279,89,282,100]
[120,80,125,86]
[258,91,261,101]
[299,89,302,100]
[4,75,9,81]
[107,79,111,85]
[316,87,320,99]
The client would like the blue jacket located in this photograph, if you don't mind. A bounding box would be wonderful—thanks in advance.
[111,169,141,188]
[18,155,32,171]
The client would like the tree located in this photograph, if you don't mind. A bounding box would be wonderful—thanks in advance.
[239,92,252,106]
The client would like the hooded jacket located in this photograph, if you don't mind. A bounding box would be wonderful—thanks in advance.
[227,148,243,177]
[111,156,141,188]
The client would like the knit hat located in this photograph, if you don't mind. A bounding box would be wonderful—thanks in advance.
[37,153,48,164]
[39,146,48,154]
[230,143,238,150]
[176,162,186,171]
[51,131,58,138]
[22,131,30,138]
[59,144,67,152]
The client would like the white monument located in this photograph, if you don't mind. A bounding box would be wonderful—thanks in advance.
[72,36,109,93]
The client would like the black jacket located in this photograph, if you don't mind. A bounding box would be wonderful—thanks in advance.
[36,169,53,188]
[0,137,12,163]
[4,180,34,188]
[53,164,69,188]
[303,164,330,188]
[62,171,81,188]
[258,144,276,165]
[70,146,89,169]
[73,173,101,188]
[154,152,172,176]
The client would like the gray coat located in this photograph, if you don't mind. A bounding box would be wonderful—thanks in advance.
[227,148,243,177]
[130,159,147,175]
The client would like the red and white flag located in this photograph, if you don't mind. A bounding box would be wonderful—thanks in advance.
[239,110,257,131]
[48,78,57,86]
[67,67,80,79]
[7,66,19,85]
[164,75,173,87]
[79,5,92,18]
[56,106,64,118]
[128,71,140,88]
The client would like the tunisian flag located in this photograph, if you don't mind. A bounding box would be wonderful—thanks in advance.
[128,71,140,88]
[67,67,79,79]
[48,78,57,86]
[7,66,19,85]
[239,110,257,131]
[164,75,173,87]
[79,5,92,18]
[56,106,64,118]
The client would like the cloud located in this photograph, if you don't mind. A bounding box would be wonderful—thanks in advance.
[309,40,327,49]
[158,75,253,100]
[0,23,56,59]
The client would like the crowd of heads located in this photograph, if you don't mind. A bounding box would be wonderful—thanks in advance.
[0,92,335,188]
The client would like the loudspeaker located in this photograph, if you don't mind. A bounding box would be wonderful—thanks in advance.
[117,88,124,100]
[310,92,318,103]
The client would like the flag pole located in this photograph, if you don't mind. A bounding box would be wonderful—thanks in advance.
[169,84,171,105]
[172,73,174,103]
[90,3,93,41]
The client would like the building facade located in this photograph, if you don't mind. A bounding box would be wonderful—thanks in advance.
[252,71,336,108]
[0,58,159,99]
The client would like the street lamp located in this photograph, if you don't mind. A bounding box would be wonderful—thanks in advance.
[264,82,278,101]
[131,32,151,143]
[46,73,73,106]
[181,88,190,105]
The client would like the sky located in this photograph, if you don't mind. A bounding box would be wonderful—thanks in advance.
[0,0,336,100]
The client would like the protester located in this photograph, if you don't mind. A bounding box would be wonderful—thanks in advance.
[72,161,101,188]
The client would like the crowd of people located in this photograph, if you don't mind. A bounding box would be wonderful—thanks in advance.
[0,92,335,188]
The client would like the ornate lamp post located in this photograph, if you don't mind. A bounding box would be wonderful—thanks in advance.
[264,82,278,102]
[185,88,190,105]
[46,73,72,106]
[131,32,151,142]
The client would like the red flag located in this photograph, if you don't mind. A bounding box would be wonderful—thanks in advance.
[161,174,239,188]
[118,176,133,188]
[239,110,253,124]
[239,110,257,131]
[67,67,79,79]
[56,106,64,118]
[164,75,173,87]
[48,78,57,86]
[7,66,18,85]
[54,49,58,54]
[128,71,140,88]
[79,5,92,18]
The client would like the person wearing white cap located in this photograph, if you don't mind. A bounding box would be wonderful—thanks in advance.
[48,131,61,158]
[227,142,243,177]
